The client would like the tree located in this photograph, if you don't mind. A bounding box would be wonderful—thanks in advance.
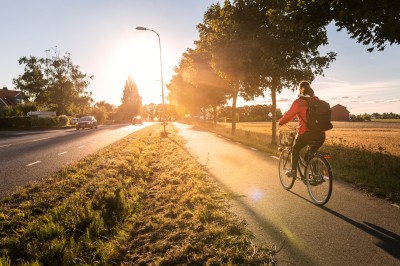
[118,76,142,121]
[95,101,116,113]
[168,48,229,125]
[92,101,116,123]
[168,57,202,118]
[198,0,335,143]
[256,0,336,144]
[284,0,400,52]
[197,1,266,134]
[13,48,93,115]
[13,56,47,104]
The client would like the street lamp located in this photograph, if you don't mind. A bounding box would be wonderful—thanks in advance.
[135,26,167,135]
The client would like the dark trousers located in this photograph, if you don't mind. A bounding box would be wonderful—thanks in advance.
[291,131,326,170]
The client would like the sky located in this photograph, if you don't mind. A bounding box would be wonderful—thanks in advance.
[1,0,399,115]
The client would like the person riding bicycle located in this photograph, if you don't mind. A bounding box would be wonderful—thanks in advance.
[278,81,326,178]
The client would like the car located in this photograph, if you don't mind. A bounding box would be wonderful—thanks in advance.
[132,116,143,125]
[70,117,78,125]
[76,116,98,130]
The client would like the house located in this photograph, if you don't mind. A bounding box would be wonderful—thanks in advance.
[331,104,350,121]
[0,87,22,108]
[27,111,56,118]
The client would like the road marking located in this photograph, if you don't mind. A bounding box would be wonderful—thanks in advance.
[32,137,51,142]
[0,144,12,148]
[27,161,41,166]
[271,156,280,160]
[78,145,85,149]
[392,204,399,208]
[58,152,67,155]
[92,141,98,143]
[249,147,257,151]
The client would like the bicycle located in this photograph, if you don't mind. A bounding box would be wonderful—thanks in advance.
[278,127,333,205]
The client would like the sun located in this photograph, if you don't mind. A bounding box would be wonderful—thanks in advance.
[108,36,164,104]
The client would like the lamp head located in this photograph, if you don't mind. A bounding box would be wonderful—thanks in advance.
[136,26,147,31]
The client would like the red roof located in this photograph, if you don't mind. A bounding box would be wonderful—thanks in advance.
[0,89,20,98]
[0,89,21,106]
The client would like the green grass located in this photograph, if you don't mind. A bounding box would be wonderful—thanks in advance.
[194,121,400,203]
[0,124,275,265]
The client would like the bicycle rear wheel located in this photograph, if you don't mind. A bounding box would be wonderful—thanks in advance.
[305,156,333,205]
[278,148,295,190]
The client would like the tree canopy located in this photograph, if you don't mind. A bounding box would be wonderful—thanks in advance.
[13,48,93,115]
[283,0,400,52]
[117,76,142,121]
[168,48,228,124]
[194,0,336,142]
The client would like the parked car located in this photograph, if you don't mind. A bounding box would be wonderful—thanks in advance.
[132,116,143,125]
[76,116,98,130]
[70,117,78,125]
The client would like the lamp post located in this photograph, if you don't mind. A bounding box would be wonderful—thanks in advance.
[135,26,167,135]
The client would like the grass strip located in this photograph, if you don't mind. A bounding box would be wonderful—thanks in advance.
[0,124,275,265]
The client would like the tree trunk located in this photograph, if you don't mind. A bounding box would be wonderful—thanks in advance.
[213,105,217,127]
[231,85,239,135]
[271,79,278,145]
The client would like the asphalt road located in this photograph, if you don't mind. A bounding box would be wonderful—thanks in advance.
[0,123,151,199]
[174,122,400,266]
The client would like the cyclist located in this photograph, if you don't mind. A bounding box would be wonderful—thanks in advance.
[278,81,326,178]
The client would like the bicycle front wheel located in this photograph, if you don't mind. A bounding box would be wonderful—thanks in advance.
[305,156,333,205]
[278,148,295,190]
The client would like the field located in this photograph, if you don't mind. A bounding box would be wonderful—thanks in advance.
[217,121,400,156]
[198,121,400,202]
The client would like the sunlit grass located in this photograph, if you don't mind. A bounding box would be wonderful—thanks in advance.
[0,124,275,265]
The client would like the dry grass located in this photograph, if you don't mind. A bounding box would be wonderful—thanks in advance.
[0,124,275,265]
[216,121,400,156]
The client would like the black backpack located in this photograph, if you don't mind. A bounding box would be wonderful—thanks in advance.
[300,97,333,131]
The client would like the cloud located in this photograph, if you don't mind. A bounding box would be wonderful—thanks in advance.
[277,98,292,102]
[329,96,361,103]
[386,99,400,103]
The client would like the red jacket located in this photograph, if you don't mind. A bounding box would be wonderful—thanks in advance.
[279,96,317,135]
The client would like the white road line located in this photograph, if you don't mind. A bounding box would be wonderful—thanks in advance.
[392,204,399,208]
[0,144,12,148]
[58,152,67,155]
[78,145,85,149]
[27,161,41,166]
[249,147,257,151]
[32,137,51,142]
[271,156,280,160]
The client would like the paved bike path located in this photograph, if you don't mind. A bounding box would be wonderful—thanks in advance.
[174,123,400,266]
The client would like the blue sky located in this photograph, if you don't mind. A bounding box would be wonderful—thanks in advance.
[1,0,399,115]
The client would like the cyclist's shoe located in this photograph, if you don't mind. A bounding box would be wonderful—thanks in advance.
[285,170,297,178]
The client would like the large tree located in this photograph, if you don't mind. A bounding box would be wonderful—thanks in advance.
[256,0,336,144]
[118,76,142,120]
[13,48,93,115]
[168,48,229,125]
[197,1,266,134]
[198,0,335,143]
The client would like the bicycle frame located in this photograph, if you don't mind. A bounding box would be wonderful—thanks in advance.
[278,129,333,205]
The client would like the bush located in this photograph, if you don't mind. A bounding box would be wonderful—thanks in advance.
[57,115,69,126]
[31,117,57,128]
[0,116,29,129]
